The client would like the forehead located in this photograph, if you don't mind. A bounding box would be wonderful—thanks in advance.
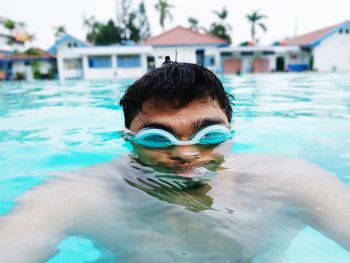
[129,98,228,132]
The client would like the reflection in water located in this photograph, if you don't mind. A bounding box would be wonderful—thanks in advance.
[122,141,228,212]
[124,159,215,212]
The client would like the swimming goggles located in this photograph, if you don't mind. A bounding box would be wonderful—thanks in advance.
[127,124,233,148]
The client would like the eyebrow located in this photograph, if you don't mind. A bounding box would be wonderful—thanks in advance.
[138,122,177,134]
[191,118,226,133]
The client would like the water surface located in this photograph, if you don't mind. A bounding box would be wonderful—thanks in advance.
[0,73,350,262]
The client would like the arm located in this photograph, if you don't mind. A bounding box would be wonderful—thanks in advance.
[286,159,350,251]
[0,173,116,262]
[224,154,350,250]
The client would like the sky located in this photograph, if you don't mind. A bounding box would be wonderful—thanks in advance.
[1,0,349,49]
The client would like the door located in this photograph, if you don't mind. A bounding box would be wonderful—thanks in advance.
[253,58,270,73]
[223,59,241,74]
[276,56,285,72]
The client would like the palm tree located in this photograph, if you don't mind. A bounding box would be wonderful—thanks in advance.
[154,0,174,30]
[83,15,101,43]
[138,0,151,40]
[53,25,66,40]
[209,7,232,43]
[246,10,267,43]
[213,7,229,21]
[188,17,199,31]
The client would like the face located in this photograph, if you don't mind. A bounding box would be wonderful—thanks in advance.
[129,98,230,175]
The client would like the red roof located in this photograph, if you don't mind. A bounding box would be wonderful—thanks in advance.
[6,48,56,60]
[284,22,344,46]
[144,26,228,46]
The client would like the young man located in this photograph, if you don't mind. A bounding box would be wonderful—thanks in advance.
[0,62,350,262]
[119,60,233,178]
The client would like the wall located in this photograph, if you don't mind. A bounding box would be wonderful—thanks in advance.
[38,61,52,74]
[313,27,350,72]
[57,49,83,80]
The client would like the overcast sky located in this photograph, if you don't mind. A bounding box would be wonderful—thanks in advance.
[1,0,349,49]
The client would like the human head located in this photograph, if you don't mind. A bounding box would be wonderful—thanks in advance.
[120,61,233,129]
[119,61,234,175]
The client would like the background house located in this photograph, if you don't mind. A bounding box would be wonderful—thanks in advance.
[144,26,228,72]
[284,20,350,72]
[0,48,56,80]
[52,21,350,80]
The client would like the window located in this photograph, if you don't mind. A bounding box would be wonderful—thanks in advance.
[88,56,112,68]
[290,53,298,60]
[117,55,141,68]
[63,58,82,69]
[263,51,275,56]
[339,29,343,34]
[241,52,254,56]
[221,52,233,57]
[346,29,349,34]
[204,56,215,66]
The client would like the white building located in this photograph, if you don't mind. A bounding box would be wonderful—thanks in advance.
[285,20,350,72]
[52,35,154,80]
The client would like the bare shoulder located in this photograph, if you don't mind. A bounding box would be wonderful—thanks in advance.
[222,153,349,200]
[223,153,334,181]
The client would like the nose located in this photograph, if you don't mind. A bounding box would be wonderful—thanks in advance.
[169,146,201,162]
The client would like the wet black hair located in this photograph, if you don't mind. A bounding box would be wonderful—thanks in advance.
[119,61,233,128]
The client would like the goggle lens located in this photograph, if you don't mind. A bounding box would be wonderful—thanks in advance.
[129,124,233,148]
[199,131,231,145]
[137,134,172,148]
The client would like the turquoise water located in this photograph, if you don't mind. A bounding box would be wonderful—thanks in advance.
[0,74,350,262]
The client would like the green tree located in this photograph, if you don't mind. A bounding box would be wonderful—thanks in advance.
[138,0,151,40]
[115,0,143,42]
[209,7,232,43]
[246,10,267,43]
[116,0,132,39]
[24,48,41,56]
[126,12,141,42]
[83,15,102,44]
[154,0,174,30]
[53,25,66,40]
[94,20,123,45]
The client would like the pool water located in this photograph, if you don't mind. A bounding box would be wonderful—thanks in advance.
[0,73,350,262]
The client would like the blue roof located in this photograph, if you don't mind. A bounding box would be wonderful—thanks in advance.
[47,34,88,54]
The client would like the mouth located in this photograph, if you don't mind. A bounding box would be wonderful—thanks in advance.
[152,159,222,176]
[174,168,196,176]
